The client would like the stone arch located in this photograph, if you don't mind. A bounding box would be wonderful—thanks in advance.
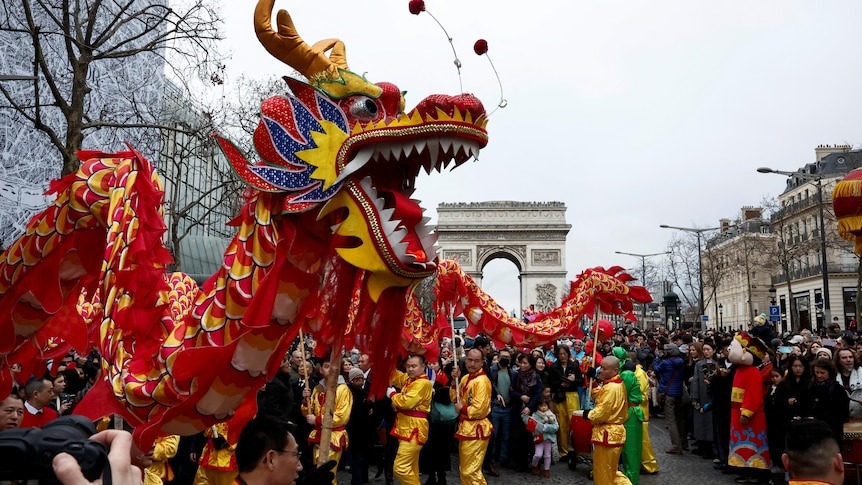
[477,247,525,273]
[436,201,570,313]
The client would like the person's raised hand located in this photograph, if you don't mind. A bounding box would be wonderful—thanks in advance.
[53,430,143,485]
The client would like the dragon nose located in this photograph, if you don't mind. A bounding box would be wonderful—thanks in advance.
[412,93,486,122]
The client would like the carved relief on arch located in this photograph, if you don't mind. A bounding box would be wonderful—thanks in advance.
[532,249,561,266]
[442,249,472,266]
[535,281,558,312]
[477,244,526,270]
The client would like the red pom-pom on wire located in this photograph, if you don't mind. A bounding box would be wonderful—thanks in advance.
[473,39,488,56]
[408,0,426,15]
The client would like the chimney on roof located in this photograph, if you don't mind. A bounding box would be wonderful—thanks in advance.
[815,144,852,161]
[741,207,762,221]
[720,218,731,233]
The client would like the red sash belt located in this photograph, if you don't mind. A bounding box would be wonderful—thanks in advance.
[398,410,429,418]
[461,416,488,421]
[628,403,638,407]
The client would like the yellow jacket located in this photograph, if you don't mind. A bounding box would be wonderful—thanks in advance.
[450,371,492,441]
[303,383,353,451]
[588,376,628,447]
[635,364,650,421]
[390,374,433,444]
[199,423,237,471]
[144,435,180,485]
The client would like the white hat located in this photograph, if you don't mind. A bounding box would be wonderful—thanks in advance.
[816,348,832,360]
[789,335,804,345]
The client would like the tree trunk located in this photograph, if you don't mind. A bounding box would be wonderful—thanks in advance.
[785,268,799,333]
[63,53,92,176]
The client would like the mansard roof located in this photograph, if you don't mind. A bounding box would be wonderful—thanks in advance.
[782,149,862,194]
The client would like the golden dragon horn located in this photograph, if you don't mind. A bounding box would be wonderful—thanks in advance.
[254,0,340,80]
[312,39,349,71]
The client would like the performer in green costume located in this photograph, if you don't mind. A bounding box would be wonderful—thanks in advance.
[612,347,644,485]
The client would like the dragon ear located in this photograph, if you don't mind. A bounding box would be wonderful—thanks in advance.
[213,134,283,192]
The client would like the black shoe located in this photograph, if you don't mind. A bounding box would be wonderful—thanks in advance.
[424,475,437,485]
[437,473,447,485]
[558,455,569,463]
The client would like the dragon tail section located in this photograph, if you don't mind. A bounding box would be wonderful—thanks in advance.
[0,150,167,398]
[416,259,652,350]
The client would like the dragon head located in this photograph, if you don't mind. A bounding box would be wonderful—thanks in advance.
[217,0,488,299]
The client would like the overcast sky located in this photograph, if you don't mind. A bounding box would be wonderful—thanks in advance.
[216,0,862,314]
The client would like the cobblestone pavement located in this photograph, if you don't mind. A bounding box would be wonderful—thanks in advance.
[335,416,748,484]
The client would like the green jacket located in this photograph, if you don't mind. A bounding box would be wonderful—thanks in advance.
[620,369,645,422]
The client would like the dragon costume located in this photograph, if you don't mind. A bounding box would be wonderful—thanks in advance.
[0,0,650,448]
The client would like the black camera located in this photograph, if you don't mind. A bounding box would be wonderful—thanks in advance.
[0,415,110,483]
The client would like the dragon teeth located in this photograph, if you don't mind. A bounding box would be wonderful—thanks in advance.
[440,138,453,154]
[426,142,439,164]
[334,147,373,185]
[381,218,399,236]
[414,140,427,155]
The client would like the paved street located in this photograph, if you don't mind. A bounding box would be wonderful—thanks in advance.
[335,415,746,484]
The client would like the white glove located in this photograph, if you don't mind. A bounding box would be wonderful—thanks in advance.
[386,387,397,399]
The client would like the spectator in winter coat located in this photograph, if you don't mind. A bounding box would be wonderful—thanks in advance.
[654,343,686,454]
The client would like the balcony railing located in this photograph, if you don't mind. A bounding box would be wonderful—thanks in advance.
[771,263,859,284]
[770,196,819,221]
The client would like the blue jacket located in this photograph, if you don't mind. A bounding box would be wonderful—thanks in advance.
[654,356,685,397]
[523,411,560,444]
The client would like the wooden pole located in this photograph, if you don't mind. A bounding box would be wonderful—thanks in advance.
[586,314,601,405]
[450,305,461,404]
[316,342,342,465]
[298,329,310,392]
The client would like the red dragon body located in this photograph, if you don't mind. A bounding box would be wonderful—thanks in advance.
[0,0,650,448]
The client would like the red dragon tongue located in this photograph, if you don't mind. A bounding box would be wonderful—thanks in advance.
[378,187,428,261]
[413,93,486,121]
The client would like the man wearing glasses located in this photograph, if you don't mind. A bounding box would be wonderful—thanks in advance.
[234,416,336,485]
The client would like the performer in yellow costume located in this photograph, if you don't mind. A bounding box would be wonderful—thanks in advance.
[451,348,493,485]
[144,434,180,485]
[584,356,631,485]
[632,354,658,474]
[302,360,353,485]
[388,355,433,485]
[193,423,237,485]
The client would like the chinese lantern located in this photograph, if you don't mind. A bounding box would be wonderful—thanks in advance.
[833,168,862,254]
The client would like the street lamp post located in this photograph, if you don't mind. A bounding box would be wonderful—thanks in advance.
[659,224,719,327]
[718,303,723,330]
[757,167,831,329]
[615,250,669,326]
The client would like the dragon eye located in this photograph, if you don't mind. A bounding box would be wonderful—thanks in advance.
[350,98,379,120]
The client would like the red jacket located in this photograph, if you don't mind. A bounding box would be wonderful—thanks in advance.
[21,405,57,428]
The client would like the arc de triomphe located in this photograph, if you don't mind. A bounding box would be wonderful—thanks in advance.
[436,201,570,312]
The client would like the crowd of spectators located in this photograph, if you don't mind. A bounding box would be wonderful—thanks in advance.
[3,316,862,485]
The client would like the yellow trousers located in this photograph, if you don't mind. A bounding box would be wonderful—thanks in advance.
[554,391,581,458]
[192,467,236,485]
[593,445,632,485]
[312,446,343,485]
[458,439,489,485]
[394,438,423,485]
[641,422,658,474]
